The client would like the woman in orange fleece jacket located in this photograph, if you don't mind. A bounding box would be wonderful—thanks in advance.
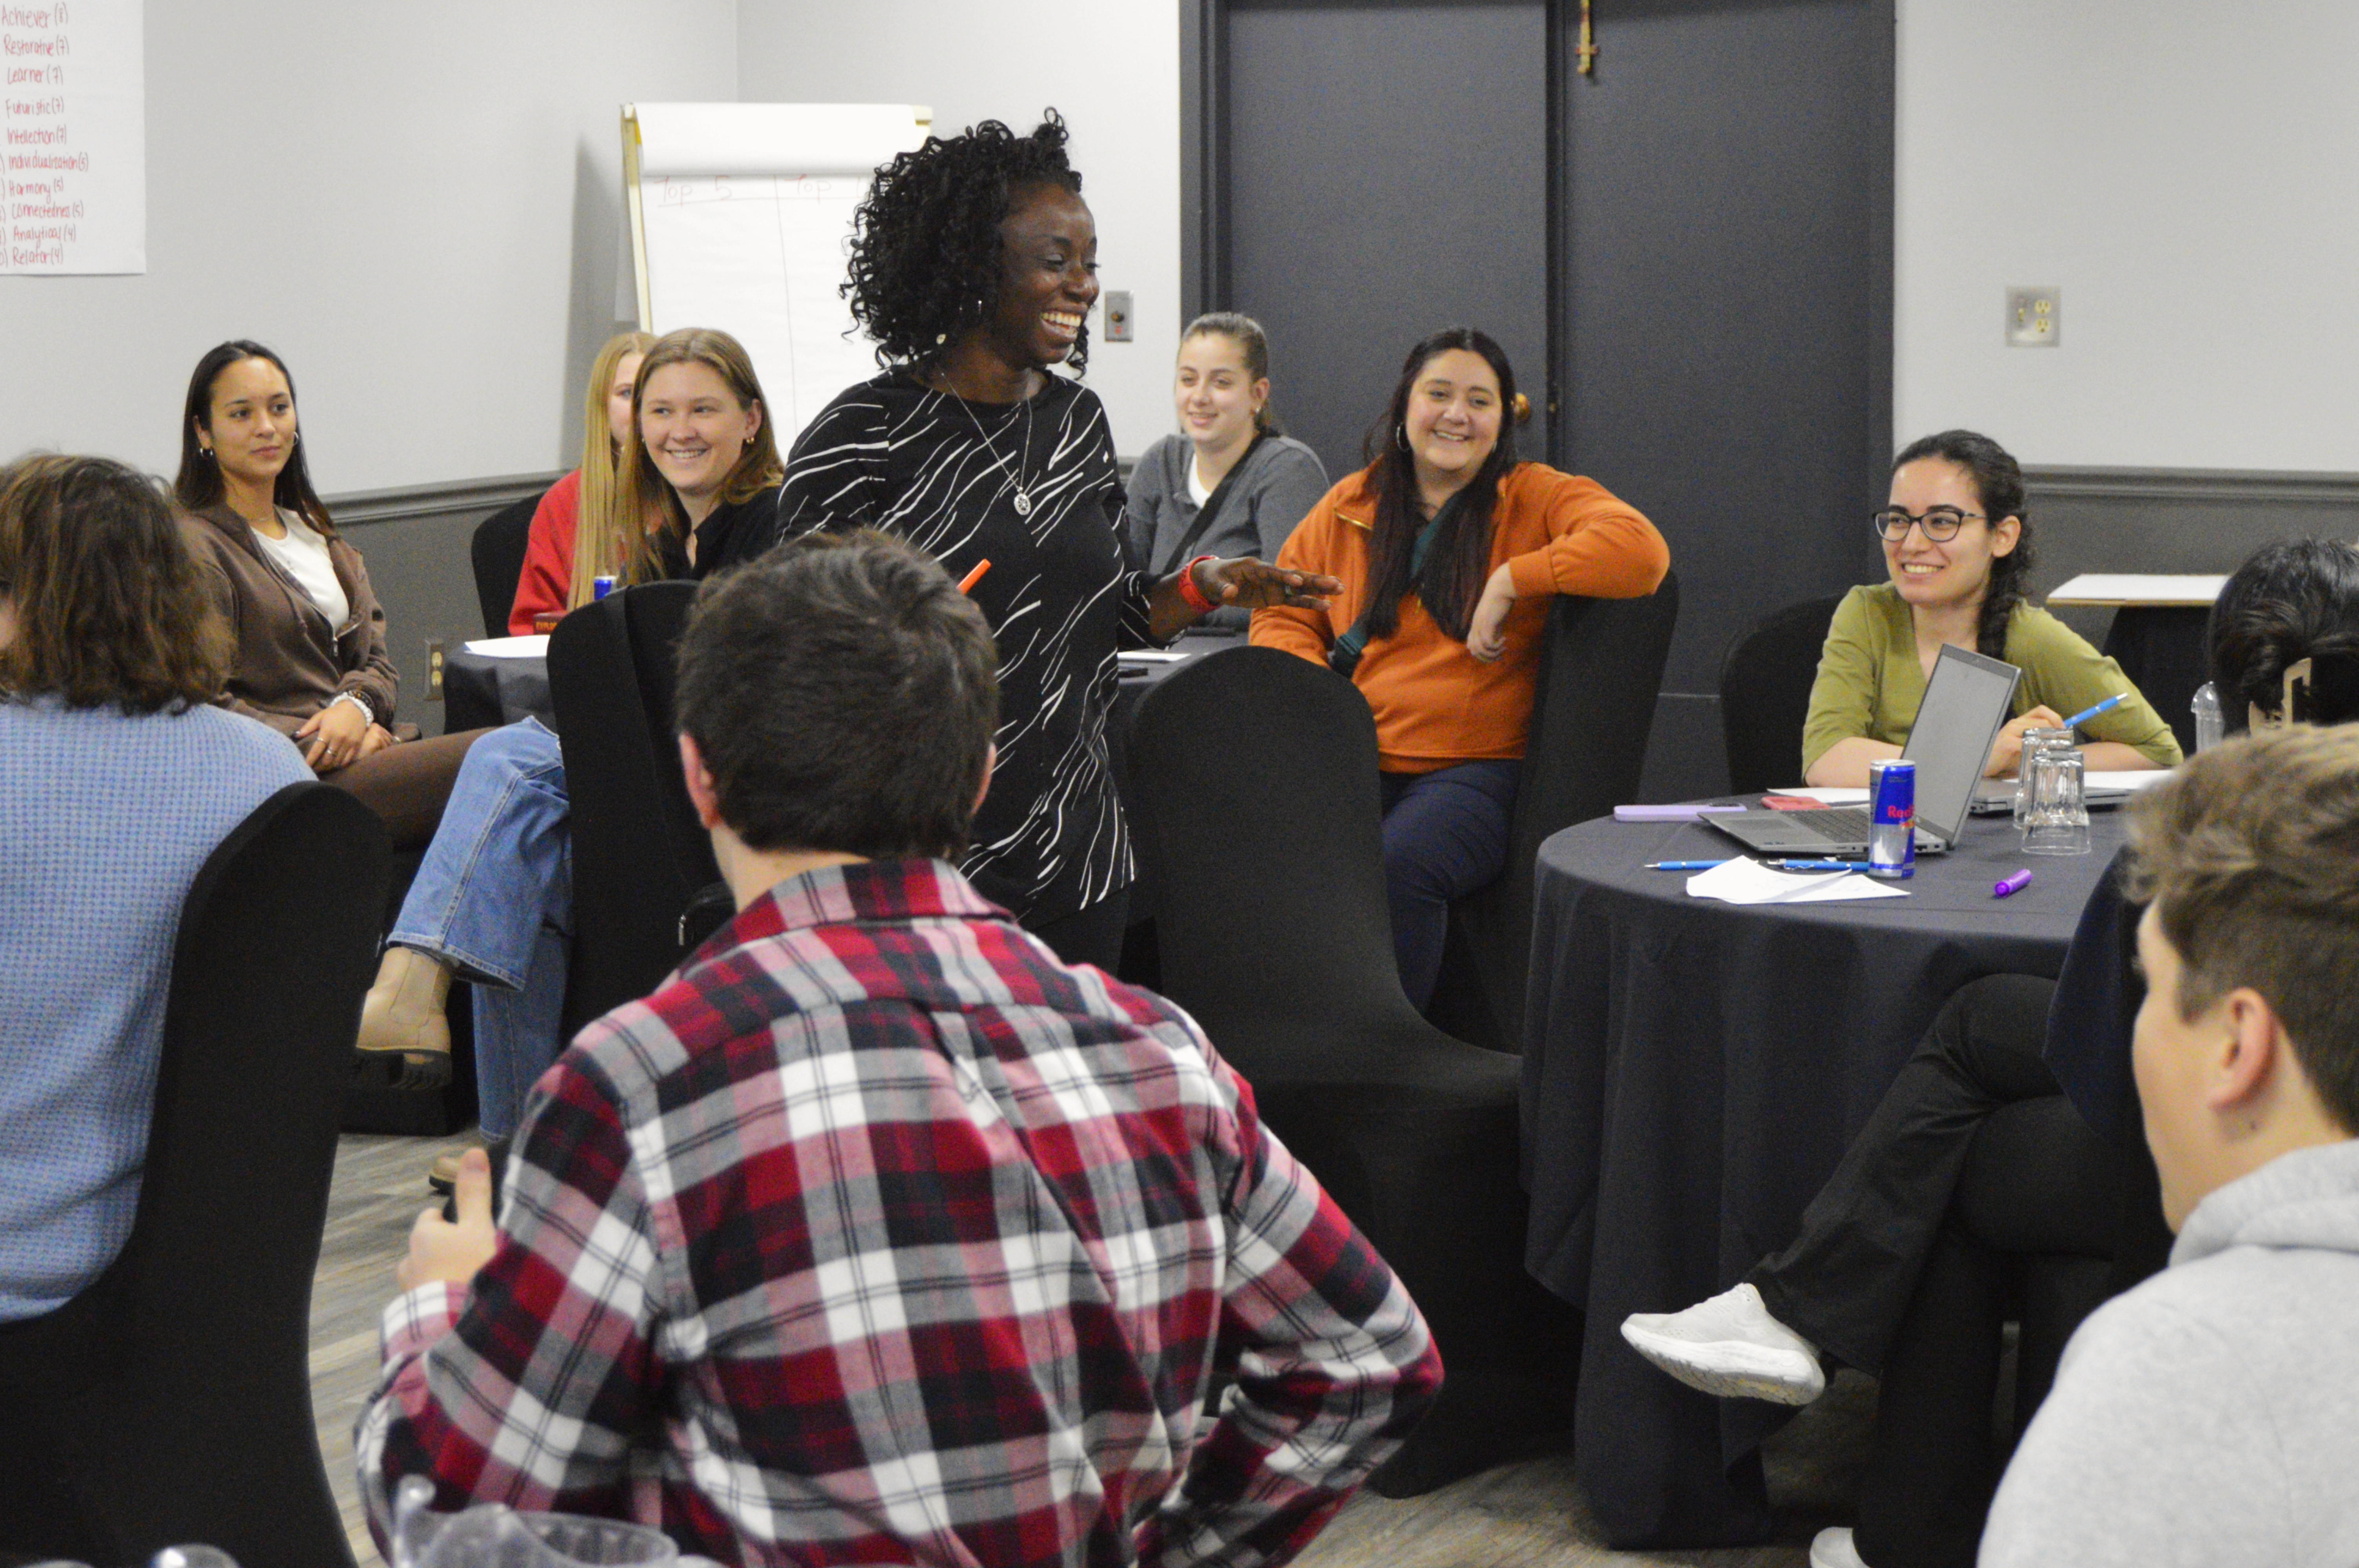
[1253,327,1668,1007]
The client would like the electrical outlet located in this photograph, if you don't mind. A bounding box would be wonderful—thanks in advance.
[427,638,445,699]
[1103,290,1134,342]
[2006,287,2059,347]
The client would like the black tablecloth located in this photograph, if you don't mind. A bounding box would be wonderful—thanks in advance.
[1519,804,2126,1547]
[443,644,554,735]
[2102,604,2210,757]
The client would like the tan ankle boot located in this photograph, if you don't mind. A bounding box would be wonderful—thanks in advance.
[355,946,454,1090]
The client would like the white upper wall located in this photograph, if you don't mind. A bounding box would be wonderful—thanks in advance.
[0,0,736,494]
[736,0,1182,459]
[1896,0,2359,472]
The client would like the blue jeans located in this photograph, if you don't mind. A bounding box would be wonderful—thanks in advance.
[1379,760,1521,1010]
[387,719,571,1139]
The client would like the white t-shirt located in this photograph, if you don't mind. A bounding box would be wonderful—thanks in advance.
[250,508,350,632]
[1186,454,1214,509]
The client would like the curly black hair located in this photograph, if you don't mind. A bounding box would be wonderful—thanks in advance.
[843,112,1088,376]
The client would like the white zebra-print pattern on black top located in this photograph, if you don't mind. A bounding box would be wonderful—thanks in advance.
[776,371,1159,927]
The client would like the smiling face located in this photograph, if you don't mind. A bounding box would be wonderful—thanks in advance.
[989,182,1099,371]
[1404,348,1503,495]
[1883,456,2021,611]
[1174,331,1265,452]
[197,356,298,492]
[606,350,644,451]
[638,359,760,509]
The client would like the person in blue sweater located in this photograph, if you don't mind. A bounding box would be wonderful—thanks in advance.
[0,453,310,1324]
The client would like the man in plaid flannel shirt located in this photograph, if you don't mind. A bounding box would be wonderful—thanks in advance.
[358,532,1441,1566]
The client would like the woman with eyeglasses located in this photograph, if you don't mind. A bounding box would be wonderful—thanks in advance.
[1802,429,2180,788]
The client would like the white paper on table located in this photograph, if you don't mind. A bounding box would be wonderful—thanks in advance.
[1118,650,1192,665]
[1685,859,1909,905]
[2086,770,2174,794]
[1767,787,1870,805]
[461,635,551,659]
[2045,573,2227,606]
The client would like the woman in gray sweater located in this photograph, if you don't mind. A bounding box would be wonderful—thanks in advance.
[1125,313,1329,629]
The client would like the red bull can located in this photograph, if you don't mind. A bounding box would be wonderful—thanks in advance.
[1868,759,1916,879]
[593,573,618,601]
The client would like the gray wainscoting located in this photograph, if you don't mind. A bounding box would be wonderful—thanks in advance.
[328,472,561,736]
[1633,465,2359,803]
[2023,464,2359,647]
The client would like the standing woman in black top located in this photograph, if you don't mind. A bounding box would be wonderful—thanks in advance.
[776,113,1337,969]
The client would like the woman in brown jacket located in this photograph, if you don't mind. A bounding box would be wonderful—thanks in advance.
[174,339,480,847]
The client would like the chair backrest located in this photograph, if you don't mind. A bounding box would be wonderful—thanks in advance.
[1437,574,1681,1051]
[1719,592,1846,795]
[470,492,543,638]
[86,782,385,1568]
[1127,646,1427,1080]
[549,581,722,1038]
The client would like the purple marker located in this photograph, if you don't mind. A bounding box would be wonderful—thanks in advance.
[1993,869,2034,898]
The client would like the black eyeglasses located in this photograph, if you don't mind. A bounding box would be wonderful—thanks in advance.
[1872,507,1986,543]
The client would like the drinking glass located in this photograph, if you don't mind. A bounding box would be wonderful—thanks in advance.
[2021,744,2092,856]
[390,1476,678,1568]
[2012,726,2074,828]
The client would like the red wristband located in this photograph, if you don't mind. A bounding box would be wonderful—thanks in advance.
[1176,554,1221,616]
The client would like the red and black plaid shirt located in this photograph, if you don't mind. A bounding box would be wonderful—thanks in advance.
[360,859,1439,1567]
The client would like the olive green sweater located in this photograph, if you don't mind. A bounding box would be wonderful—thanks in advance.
[1800,583,2183,777]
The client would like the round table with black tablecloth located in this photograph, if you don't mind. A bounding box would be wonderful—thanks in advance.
[1517,802,2127,1549]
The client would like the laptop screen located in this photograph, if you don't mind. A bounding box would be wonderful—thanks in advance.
[1900,646,2023,844]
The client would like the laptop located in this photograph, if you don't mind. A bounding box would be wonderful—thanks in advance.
[1705,644,2024,858]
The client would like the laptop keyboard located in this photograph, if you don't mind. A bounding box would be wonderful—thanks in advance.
[1799,807,1873,840]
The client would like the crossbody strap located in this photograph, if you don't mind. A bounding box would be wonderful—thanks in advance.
[1327,494,1458,678]
[1152,433,1268,577]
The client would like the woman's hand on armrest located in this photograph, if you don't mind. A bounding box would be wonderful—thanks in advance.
[1804,737,1902,789]
[1467,563,1517,662]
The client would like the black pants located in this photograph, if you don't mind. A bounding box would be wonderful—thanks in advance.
[1027,887,1132,974]
[1749,974,2091,1373]
[1747,973,2165,1568]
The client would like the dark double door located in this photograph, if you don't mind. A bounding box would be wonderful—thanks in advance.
[1188,0,1893,803]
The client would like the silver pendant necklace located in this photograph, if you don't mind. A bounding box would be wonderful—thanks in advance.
[947,382,1037,516]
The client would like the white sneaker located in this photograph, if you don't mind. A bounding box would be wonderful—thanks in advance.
[1809,1527,1870,1568]
[1619,1282,1825,1404]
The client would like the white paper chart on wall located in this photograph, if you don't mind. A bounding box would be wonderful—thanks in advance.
[1,0,144,275]
[624,103,930,446]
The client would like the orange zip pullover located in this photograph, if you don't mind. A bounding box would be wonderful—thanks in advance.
[1252,462,1668,773]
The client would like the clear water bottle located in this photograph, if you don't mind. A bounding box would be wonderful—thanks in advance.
[2191,682,2224,752]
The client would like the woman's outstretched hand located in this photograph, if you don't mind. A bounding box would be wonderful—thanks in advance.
[1203,557,1341,612]
[1466,563,1518,662]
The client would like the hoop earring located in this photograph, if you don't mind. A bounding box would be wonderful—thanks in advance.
[198,447,215,462]
[1395,424,1410,451]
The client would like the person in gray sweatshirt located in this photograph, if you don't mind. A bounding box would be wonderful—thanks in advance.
[1980,724,2359,1567]
[1125,312,1330,629]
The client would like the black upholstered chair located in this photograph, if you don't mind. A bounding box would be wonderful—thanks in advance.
[1128,646,1580,1497]
[470,491,543,639]
[1429,574,1681,1052]
[0,783,387,1568]
[1719,593,1846,795]
[548,581,727,1040]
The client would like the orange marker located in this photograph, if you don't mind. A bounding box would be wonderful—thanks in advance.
[957,559,991,595]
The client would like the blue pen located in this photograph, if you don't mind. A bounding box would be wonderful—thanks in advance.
[1645,859,1731,871]
[2060,692,2128,730]
[1767,858,1868,872]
